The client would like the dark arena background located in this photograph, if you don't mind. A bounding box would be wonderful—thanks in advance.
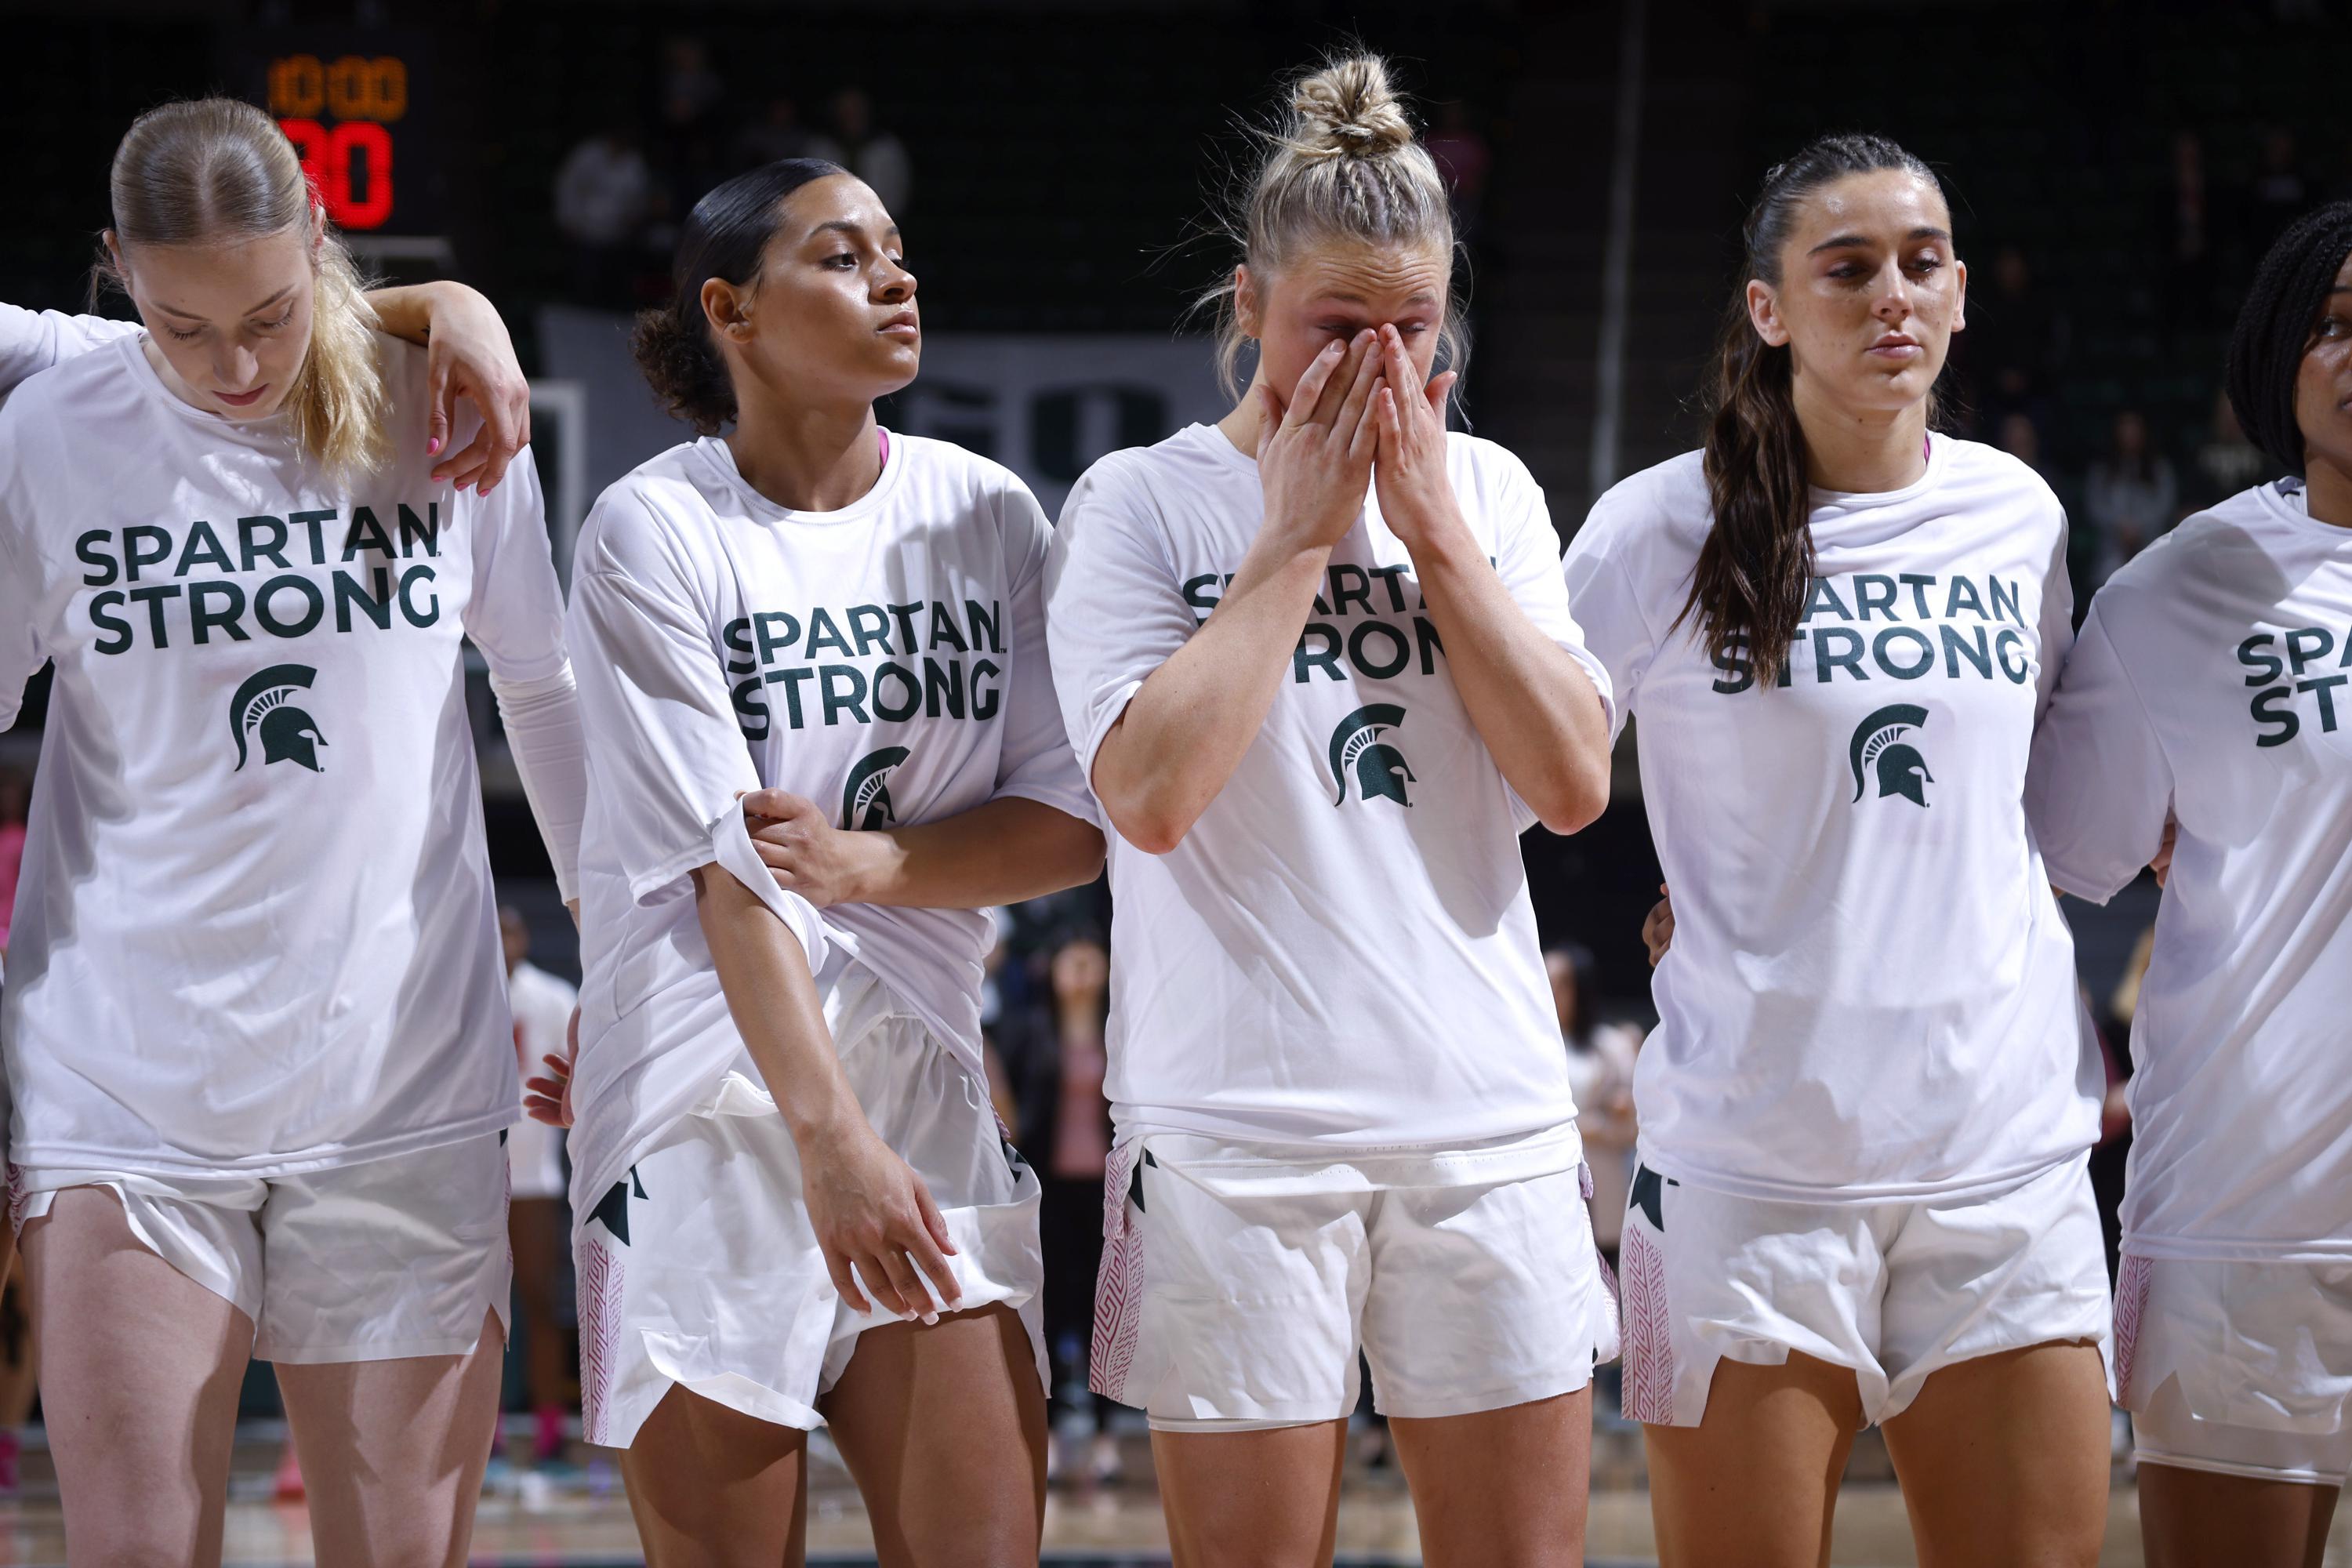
[0,1,2347,1563]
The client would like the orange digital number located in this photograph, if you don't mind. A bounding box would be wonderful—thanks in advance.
[270,53,405,122]
[268,54,325,118]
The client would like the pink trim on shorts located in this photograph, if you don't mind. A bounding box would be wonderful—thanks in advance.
[1091,1141,1145,1400]
[2112,1252,2153,1400]
[1621,1221,1676,1425]
[578,1236,626,1446]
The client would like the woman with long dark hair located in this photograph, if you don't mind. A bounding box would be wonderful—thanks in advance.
[1564,135,2110,1566]
[2031,200,2352,1568]
[546,157,1101,1563]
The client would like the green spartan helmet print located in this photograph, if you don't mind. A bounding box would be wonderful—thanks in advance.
[841,746,910,829]
[1329,703,1416,807]
[230,664,326,773]
[1849,702,1933,808]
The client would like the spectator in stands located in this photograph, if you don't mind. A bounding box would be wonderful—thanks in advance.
[735,95,817,172]
[500,906,579,1470]
[1426,101,1493,233]
[655,37,731,231]
[2083,409,2180,587]
[2161,130,2218,336]
[1996,409,2047,472]
[2190,386,2270,508]
[810,87,911,217]
[1552,944,1639,1272]
[553,124,652,307]
[1004,928,1121,1488]
[1964,244,2068,432]
[2242,126,2310,264]
[0,766,25,953]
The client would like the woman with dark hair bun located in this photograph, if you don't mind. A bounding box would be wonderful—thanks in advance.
[2031,199,2352,1568]
[1565,135,2111,1565]
[535,157,1102,1560]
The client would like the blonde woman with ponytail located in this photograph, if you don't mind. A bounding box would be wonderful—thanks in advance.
[0,99,586,1566]
[1044,55,1617,1566]
[1564,136,2109,1566]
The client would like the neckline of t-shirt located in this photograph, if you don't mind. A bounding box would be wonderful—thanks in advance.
[1192,420,1262,477]
[2253,476,2352,539]
[1807,430,1950,516]
[698,425,907,527]
[114,331,296,446]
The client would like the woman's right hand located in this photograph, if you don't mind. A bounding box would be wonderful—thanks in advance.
[521,1007,579,1127]
[1642,883,1675,968]
[1253,330,1385,554]
[797,1112,964,1321]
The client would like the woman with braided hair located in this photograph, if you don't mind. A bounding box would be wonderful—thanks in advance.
[2029,199,2352,1568]
[1045,52,1617,1566]
[1566,134,2111,1566]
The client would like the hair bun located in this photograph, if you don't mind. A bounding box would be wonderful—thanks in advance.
[1287,55,1414,160]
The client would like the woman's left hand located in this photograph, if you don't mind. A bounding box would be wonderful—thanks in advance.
[743,788,885,908]
[421,284,532,495]
[1369,323,1464,555]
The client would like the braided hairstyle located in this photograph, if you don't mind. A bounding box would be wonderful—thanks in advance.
[1200,53,1466,399]
[1682,133,1945,691]
[2226,198,2352,477]
[631,158,847,434]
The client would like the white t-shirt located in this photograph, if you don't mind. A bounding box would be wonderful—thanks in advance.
[1044,423,1606,1152]
[506,959,578,1197]
[2029,481,2352,1262]
[1563,436,2101,1203]
[0,332,574,1177]
[564,432,1092,1211]
[0,306,139,401]
[508,959,578,1081]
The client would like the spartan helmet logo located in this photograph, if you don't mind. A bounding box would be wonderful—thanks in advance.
[1849,703,1933,808]
[230,664,326,773]
[1328,703,1416,808]
[841,746,910,829]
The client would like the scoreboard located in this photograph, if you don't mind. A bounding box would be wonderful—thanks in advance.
[231,31,438,238]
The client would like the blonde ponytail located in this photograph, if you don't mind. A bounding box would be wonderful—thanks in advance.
[98,98,388,477]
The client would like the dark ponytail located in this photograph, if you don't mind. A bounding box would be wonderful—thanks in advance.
[2227,198,2352,479]
[1682,133,1944,689]
[631,157,846,435]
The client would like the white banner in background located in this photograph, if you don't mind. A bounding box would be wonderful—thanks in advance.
[536,306,1231,531]
[887,335,1230,516]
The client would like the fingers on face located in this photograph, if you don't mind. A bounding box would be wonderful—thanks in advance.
[1336,339,1385,449]
[1321,332,1383,429]
[1285,339,1348,428]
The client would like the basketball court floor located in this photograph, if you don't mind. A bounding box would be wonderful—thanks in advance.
[0,1421,2339,1566]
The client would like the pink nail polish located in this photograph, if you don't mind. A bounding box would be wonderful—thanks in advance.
[426,437,441,456]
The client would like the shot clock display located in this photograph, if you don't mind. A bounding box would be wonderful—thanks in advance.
[269,53,405,230]
[233,30,440,238]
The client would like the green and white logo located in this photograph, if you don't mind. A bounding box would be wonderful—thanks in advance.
[230,663,326,773]
[1328,703,1415,808]
[842,746,911,829]
[1849,703,1933,808]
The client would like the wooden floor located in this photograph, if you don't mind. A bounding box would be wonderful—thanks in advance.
[0,1421,2347,1566]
